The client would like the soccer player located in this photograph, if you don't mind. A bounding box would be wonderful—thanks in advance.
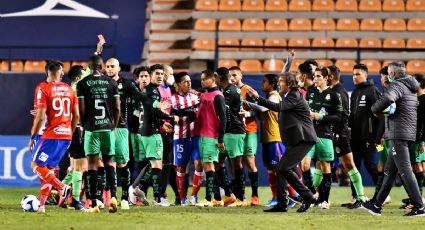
[77,55,121,213]
[138,64,176,206]
[229,66,259,206]
[216,67,247,207]
[170,72,201,205]
[195,69,226,207]
[306,66,342,209]
[105,58,146,209]
[328,65,366,208]
[28,61,80,213]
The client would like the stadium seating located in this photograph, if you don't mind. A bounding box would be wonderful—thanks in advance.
[358,0,382,11]
[195,0,218,11]
[219,59,238,68]
[406,0,425,11]
[384,18,406,31]
[195,18,217,31]
[335,59,356,72]
[360,18,383,31]
[265,0,288,11]
[289,18,312,31]
[406,38,425,48]
[312,37,335,47]
[219,18,241,31]
[288,0,311,11]
[335,37,359,48]
[362,59,382,73]
[71,61,88,69]
[312,18,336,31]
[239,59,262,72]
[288,37,311,47]
[336,18,360,31]
[0,60,24,72]
[242,18,265,31]
[335,0,358,11]
[359,37,382,48]
[219,37,240,50]
[193,38,215,50]
[407,60,425,73]
[264,37,287,51]
[219,0,241,11]
[407,18,425,31]
[265,18,288,31]
[241,37,263,51]
[289,59,306,72]
[312,0,335,11]
[23,60,47,73]
[316,59,333,67]
[383,38,406,48]
[263,59,284,72]
[382,0,405,12]
[242,0,265,11]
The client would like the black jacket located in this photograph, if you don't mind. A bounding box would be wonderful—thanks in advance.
[257,87,317,146]
[372,75,419,141]
[331,83,349,135]
[349,81,382,144]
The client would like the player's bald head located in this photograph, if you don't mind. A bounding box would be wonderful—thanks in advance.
[106,58,120,66]
[105,58,121,78]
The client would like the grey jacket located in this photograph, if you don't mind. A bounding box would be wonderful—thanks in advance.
[371,75,419,141]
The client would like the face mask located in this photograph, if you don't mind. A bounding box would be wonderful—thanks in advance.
[298,81,304,88]
[166,75,175,86]
[387,75,394,83]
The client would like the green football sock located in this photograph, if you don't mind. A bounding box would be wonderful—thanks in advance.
[62,169,74,185]
[348,168,365,202]
[312,168,323,189]
[72,171,83,200]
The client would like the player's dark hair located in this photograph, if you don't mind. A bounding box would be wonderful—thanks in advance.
[133,66,150,77]
[150,64,164,73]
[216,67,230,82]
[353,63,368,74]
[264,74,279,90]
[327,65,341,82]
[298,62,314,80]
[315,66,330,78]
[281,72,297,88]
[201,69,215,79]
[68,65,84,82]
[175,71,189,83]
[379,66,389,76]
[304,59,318,68]
[413,73,425,89]
[228,66,241,72]
[88,55,103,70]
[47,61,63,74]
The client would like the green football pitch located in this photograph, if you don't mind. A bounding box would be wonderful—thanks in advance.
[1,187,424,230]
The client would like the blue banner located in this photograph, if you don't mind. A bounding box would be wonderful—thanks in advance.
[0,0,146,64]
[0,136,40,187]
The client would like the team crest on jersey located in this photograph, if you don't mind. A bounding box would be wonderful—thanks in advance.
[118,83,123,89]
[361,95,366,100]
[39,152,49,162]
[325,94,330,101]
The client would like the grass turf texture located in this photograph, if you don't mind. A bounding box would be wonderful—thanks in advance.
[0,187,424,230]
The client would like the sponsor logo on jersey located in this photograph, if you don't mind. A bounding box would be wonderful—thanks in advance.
[53,126,72,135]
[39,152,49,162]
[325,94,330,101]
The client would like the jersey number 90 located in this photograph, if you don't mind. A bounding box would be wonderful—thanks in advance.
[52,98,71,117]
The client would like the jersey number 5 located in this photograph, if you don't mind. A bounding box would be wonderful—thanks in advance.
[52,97,71,117]
[95,99,106,120]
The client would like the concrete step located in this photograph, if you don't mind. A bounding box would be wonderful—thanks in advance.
[149,39,192,49]
[150,19,193,30]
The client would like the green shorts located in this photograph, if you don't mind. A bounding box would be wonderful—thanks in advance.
[224,133,246,159]
[244,132,258,156]
[379,139,390,164]
[84,130,115,157]
[141,134,163,160]
[306,137,334,162]
[130,133,145,162]
[114,128,129,164]
[410,142,424,164]
[199,136,219,163]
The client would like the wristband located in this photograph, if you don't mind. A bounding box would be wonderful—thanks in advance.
[31,134,36,140]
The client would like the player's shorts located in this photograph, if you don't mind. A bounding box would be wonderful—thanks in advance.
[333,132,352,157]
[130,132,145,162]
[244,132,258,156]
[409,142,424,164]
[173,137,201,166]
[262,142,286,168]
[224,133,246,159]
[306,137,334,162]
[68,126,85,159]
[378,139,390,164]
[84,131,115,157]
[114,128,129,164]
[32,139,71,167]
[141,134,163,160]
[199,136,219,163]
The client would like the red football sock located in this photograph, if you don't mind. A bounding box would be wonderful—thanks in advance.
[33,165,64,191]
[288,184,297,196]
[268,172,277,199]
[39,179,52,207]
[176,172,187,200]
[191,171,203,196]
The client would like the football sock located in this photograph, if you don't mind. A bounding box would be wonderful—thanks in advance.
[152,168,162,203]
[302,169,315,193]
[213,171,221,201]
[39,180,52,207]
[185,173,190,197]
[96,167,105,201]
[62,169,74,185]
[191,171,203,196]
[312,168,323,189]
[348,168,365,202]
[160,164,171,197]
[414,171,424,195]
[87,169,98,202]
[140,166,153,194]
[169,166,179,198]
[248,171,259,197]
[217,166,232,197]
[105,166,117,199]
[268,171,278,199]
[83,172,90,199]
[118,166,131,201]
[132,163,150,188]
[234,168,245,200]
[205,171,214,201]
[33,165,64,190]
[71,170,83,201]
[176,172,187,200]
[322,173,332,202]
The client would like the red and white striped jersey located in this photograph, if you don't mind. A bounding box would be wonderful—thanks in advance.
[170,92,199,140]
